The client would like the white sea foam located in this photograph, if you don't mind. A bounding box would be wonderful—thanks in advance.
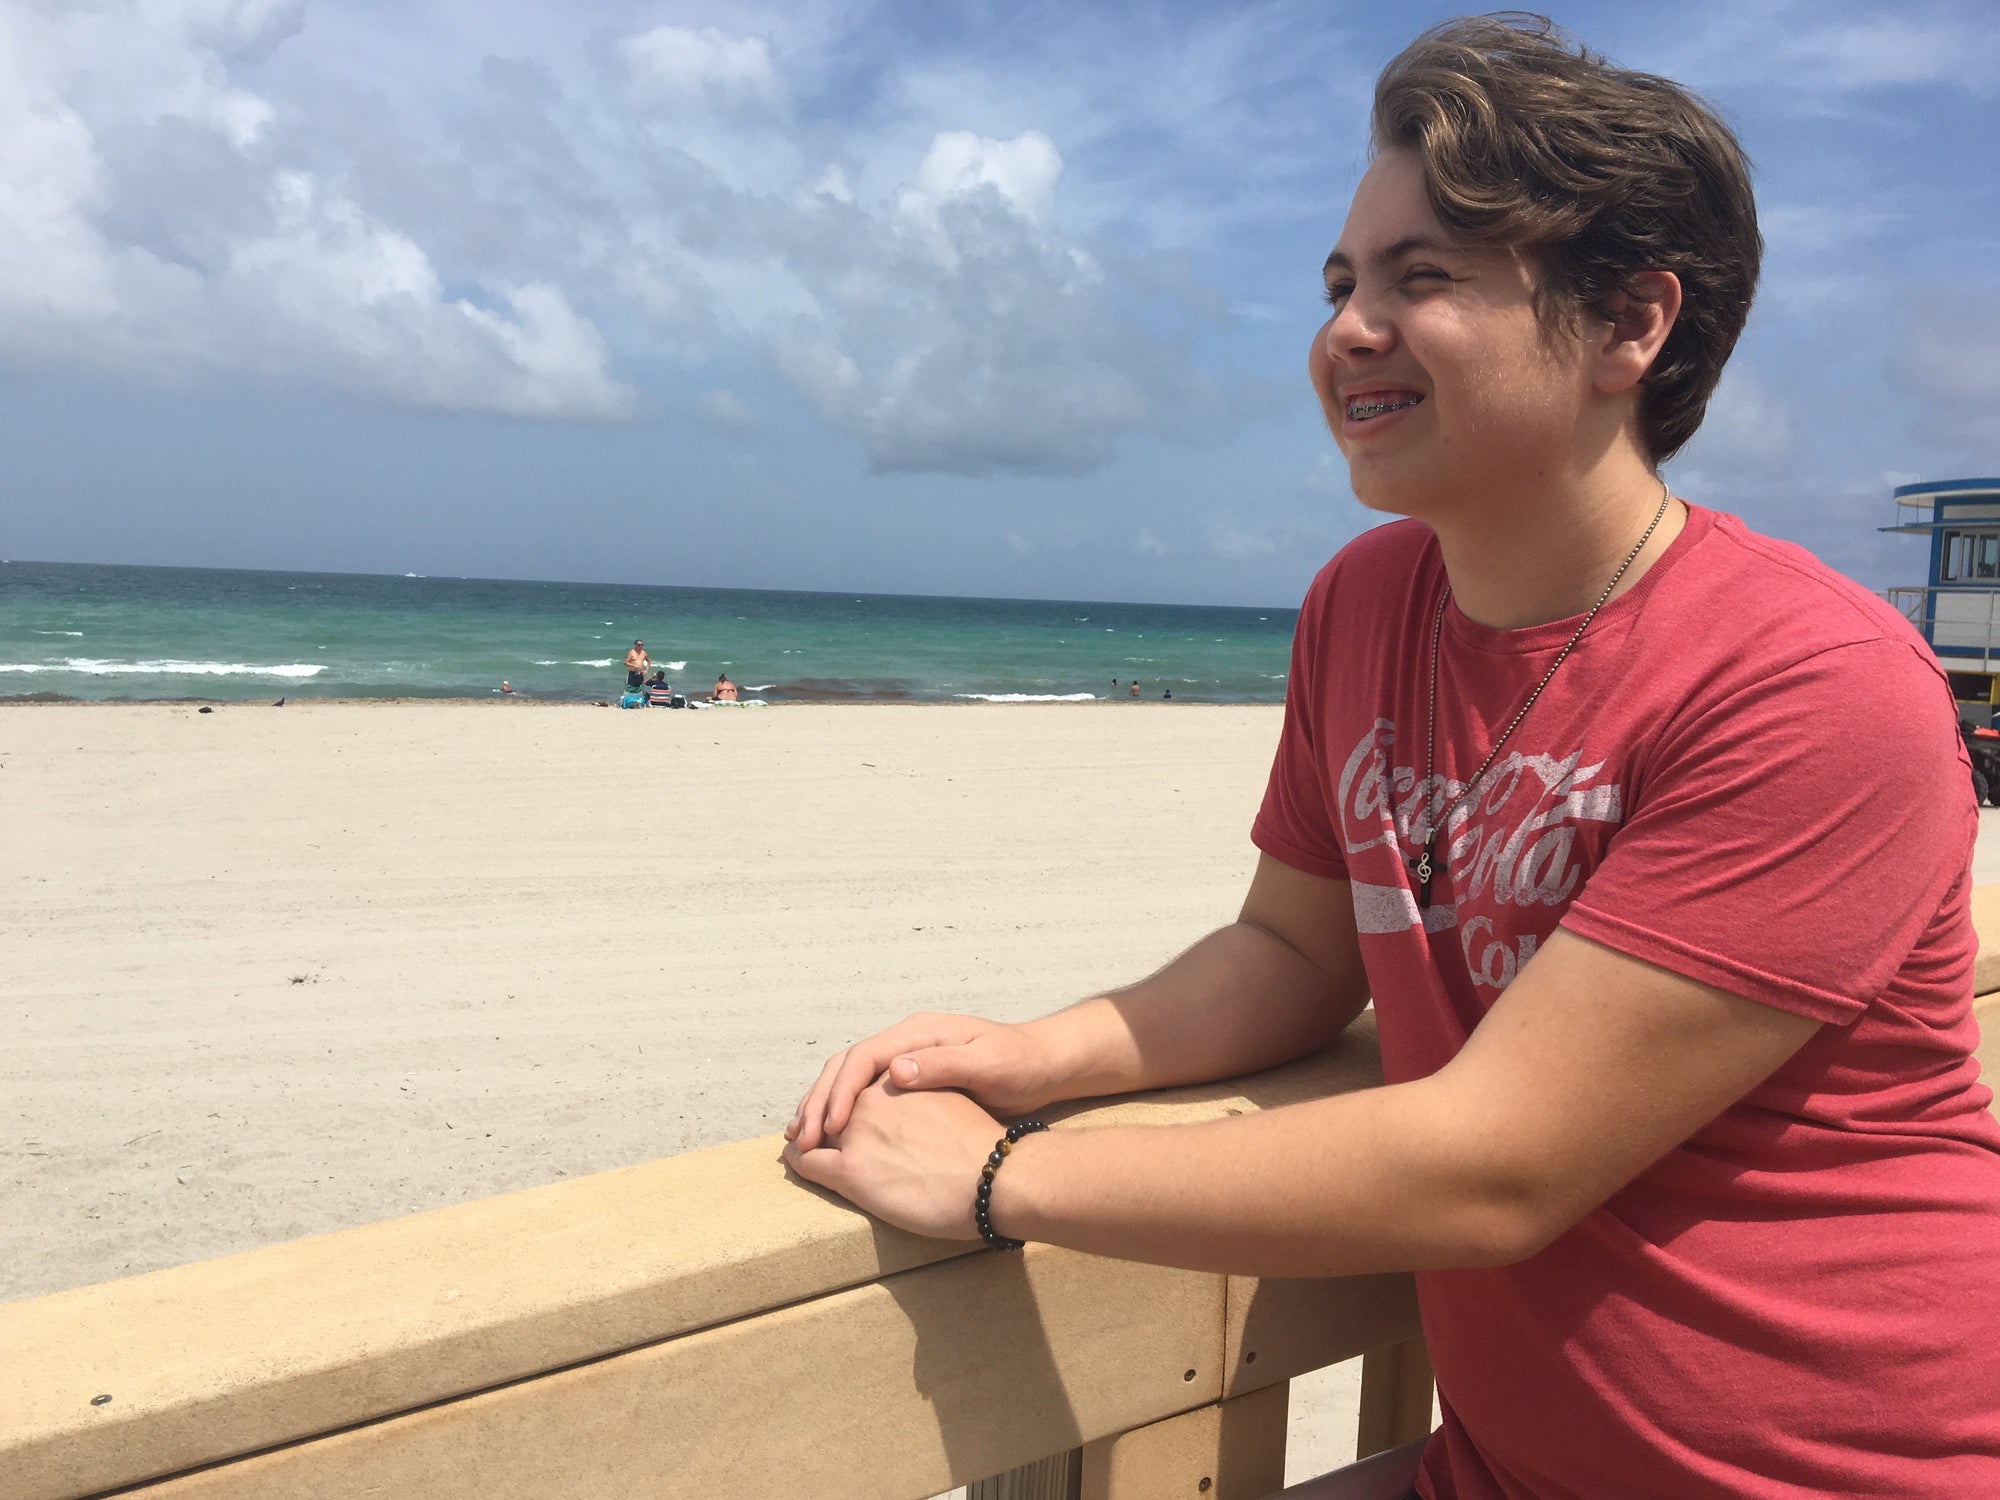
[571,659,615,668]
[533,660,559,666]
[954,693,1097,703]
[0,658,327,678]
[34,630,85,636]
[743,683,775,692]
[663,660,687,671]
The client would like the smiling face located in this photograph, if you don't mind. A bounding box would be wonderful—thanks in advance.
[1311,149,1607,521]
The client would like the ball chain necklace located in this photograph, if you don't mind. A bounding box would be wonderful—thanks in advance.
[1410,478,1672,911]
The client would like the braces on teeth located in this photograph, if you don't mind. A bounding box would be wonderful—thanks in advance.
[1349,397,1420,419]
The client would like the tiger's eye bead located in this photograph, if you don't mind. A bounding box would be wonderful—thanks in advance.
[974,1120,1048,1252]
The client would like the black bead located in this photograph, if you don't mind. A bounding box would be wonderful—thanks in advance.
[977,1122,1048,1252]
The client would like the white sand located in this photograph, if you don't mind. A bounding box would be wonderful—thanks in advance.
[7,699,1993,1486]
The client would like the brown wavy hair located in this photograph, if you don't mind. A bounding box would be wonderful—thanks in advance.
[1372,13,1761,462]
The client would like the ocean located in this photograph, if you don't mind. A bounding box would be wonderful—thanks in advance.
[0,560,1297,705]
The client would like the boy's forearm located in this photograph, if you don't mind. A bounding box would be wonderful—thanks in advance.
[989,1083,1529,1278]
[1024,920,1368,1104]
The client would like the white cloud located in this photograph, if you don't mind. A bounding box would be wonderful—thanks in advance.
[997,515,1090,557]
[1667,364,1800,480]
[892,131,1070,275]
[1302,453,1350,496]
[1898,296,2000,449]
[0,2,633,421]
[902,130,1062,225]
[1654,2,2000,104]
[810,164,854,204]
[1205,515,1279,562]
[1136,526,1170,557]
[0,72,116,332]
[756,128,1215,476]
[177,0,307,61]
[622,26,785,116]
[1759,202,1902,259]
[694,389,758,434]
[0,2,1243,465]
[772,328,863,407]
[226,175,633,419]
[1785,19,2000,92]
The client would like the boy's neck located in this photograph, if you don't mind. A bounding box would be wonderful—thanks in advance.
[1428,460,1685,630]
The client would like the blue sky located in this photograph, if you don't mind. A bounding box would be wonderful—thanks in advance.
[3,0,1996,606]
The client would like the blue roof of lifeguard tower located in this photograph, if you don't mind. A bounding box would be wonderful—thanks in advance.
[1883,478,2000,535]
[1894,477,2000,500]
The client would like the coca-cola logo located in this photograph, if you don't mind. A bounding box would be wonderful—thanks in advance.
[1337,720,1625,991]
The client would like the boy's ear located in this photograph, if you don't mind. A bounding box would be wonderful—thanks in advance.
[1593,271,1681,395]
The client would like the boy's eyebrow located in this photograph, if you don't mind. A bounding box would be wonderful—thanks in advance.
[1322,234,1456,279]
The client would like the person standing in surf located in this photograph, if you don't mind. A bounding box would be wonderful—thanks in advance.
[784,16,2000,1496]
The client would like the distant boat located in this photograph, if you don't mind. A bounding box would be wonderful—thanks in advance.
[403,572,423,578]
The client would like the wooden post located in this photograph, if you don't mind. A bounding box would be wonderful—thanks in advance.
[969,1449,1083,1499]
[1355,1336,1433,1459]
[1080,1383,1289,1500]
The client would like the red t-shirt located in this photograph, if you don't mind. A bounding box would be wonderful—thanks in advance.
[1252,506,2000,1498]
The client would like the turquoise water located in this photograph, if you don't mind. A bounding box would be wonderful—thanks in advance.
[0,561,1297,704]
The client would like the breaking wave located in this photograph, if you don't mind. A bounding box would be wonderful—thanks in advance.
[953,692,1098,703]
[0,658,327,678]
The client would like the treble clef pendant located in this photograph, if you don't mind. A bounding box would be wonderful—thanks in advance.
[1411,840,1436,911]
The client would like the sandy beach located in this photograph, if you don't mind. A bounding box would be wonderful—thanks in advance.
[2,698,1285,1294]
[8,698,1995,1484]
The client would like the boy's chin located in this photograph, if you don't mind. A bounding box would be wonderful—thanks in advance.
[1349,478,1425,519]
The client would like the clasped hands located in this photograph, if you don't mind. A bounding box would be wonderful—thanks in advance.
[782,1012,1054,1242]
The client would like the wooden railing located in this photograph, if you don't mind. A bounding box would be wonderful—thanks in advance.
[7,888,1999,1500]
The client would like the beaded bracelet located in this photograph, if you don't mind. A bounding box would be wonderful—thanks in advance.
[974,1119,1048,1251]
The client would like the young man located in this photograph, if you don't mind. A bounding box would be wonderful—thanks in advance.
[785,17,2000,1496]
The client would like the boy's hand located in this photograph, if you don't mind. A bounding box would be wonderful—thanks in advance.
[782,1078,1009,1242]
[786,1012,1057,1151]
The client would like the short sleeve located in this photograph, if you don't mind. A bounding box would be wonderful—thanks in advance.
[1562,637,1976,1023]
[1252,568,1350,880]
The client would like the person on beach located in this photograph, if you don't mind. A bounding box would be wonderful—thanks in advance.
[1127,680,1140,698]
[711,673,738,703]
[625,641,650,689]
[786,16,2000,1497]
[498,681,514,695]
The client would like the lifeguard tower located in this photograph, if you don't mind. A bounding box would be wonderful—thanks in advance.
[1883,476,2000,724]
